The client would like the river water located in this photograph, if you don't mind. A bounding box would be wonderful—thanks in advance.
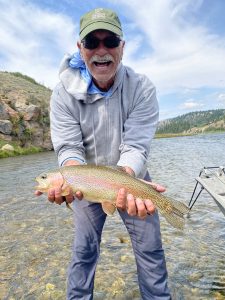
[0,133,225,300]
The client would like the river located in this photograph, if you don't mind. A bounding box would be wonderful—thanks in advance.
[0,133,225,299]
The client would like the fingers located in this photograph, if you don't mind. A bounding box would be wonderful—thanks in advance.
[144,199,156,215]
[135,198,147,219]
[126,194,137,216]
[149,182,166,192]
[116,189,156,219]
[75,191,83,201]
[48,188,61,204]
[65,193,75,203]
[35,190,42,196]
[140,179,166,193]
[127,197,155,219]
[37,186,81,205]
[116,188,127,211]
[47,187,75,205]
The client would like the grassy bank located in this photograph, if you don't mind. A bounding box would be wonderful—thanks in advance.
[155,130,225,139]
[0,140,43,158]
[154,133,195,139]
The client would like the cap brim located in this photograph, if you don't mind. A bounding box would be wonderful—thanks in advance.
[80,21,123,40]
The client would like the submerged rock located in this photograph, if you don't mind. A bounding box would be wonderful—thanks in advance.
[45,283,55,291]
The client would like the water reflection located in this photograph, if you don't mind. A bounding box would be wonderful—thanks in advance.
[0,134,225,299]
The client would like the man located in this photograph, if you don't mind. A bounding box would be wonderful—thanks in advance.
[36,7,171,300]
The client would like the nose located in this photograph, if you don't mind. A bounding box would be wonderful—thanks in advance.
[94,41,109,54]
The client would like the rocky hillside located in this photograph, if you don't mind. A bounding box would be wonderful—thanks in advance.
[0,71,52,150]
[157,109,225,134]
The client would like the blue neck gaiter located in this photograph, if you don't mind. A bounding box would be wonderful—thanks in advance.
[69,52,113,97]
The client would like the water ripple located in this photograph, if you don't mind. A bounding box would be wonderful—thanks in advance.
[0,134,225,299]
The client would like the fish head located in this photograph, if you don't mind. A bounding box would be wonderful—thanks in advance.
[35,169,64,193]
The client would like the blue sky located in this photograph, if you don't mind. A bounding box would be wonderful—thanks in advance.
[0,0,225,120]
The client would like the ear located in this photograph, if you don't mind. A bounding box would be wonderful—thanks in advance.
[77,41,81,50]
[77,41,84,59]
[120,40,125,61]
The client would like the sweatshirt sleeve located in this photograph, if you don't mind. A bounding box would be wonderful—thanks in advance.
[117,76,159,177]
[50,84,86,166]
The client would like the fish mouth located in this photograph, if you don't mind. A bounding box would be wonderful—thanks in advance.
[35,184,45,192]
[35,178,48,191]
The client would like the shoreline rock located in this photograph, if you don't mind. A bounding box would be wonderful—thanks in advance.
[0,71,53,151]
[1,144,14,151]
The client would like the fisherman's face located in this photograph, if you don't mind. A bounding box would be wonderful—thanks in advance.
[78,30,125,91]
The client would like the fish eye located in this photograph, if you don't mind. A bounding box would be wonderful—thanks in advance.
[41,174,47,179]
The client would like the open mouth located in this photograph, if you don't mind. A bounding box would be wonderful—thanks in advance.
[35,184,47,192]
[35,179,47,191]
[90,54,114,68]
[93,61,112,67]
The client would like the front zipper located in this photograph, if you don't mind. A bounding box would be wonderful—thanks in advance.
[104,97,110,165]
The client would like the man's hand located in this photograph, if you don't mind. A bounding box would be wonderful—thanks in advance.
[116,181,166,219]
[35,159,83,204]
[35,184,77,205]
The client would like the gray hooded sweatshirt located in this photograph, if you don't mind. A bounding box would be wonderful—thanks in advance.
[50,54,159,178]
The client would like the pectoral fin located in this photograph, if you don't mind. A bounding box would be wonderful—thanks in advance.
[66,201,73,212]
[102,202,116,216]
[61,182,71,196]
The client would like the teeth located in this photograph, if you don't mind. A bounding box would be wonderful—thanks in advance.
[95,60,110,63]
[90,55,114,64]
[96,60,109,63]
[94,57,112,63]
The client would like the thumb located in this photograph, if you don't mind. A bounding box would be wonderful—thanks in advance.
[35,190,43,196]
[149,182,166,192]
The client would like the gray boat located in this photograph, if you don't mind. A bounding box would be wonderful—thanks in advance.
[189,166,225,216]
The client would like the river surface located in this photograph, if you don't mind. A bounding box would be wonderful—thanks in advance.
[0,133,225,300]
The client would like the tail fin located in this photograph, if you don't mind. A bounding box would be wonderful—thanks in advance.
[160,199,190,230]
[170,199,190,214]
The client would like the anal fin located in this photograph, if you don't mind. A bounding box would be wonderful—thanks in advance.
[102,202,116,216]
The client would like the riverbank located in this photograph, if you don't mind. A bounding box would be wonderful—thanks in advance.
[0,139,43,158]
[154,133,195,138]
[155,130,225,139]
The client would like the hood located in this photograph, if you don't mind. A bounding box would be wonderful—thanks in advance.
[58,53,125,103]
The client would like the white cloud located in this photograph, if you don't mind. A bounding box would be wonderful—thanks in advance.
[114,0,225,94]
[0,0,77,88]
[218,94,225,102]
[179,100,204,110]
[0,0,225,103]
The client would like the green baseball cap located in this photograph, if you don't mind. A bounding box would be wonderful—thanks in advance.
[79,8,123,40]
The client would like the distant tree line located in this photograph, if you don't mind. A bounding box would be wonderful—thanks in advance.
[157,109,225,134]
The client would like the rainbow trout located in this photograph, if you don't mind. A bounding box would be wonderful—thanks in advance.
[35,165,189,229]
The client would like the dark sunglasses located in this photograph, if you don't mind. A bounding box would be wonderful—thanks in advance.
[82,35,121,50]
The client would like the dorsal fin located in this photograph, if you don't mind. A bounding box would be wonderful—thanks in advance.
[106,166,130,175]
